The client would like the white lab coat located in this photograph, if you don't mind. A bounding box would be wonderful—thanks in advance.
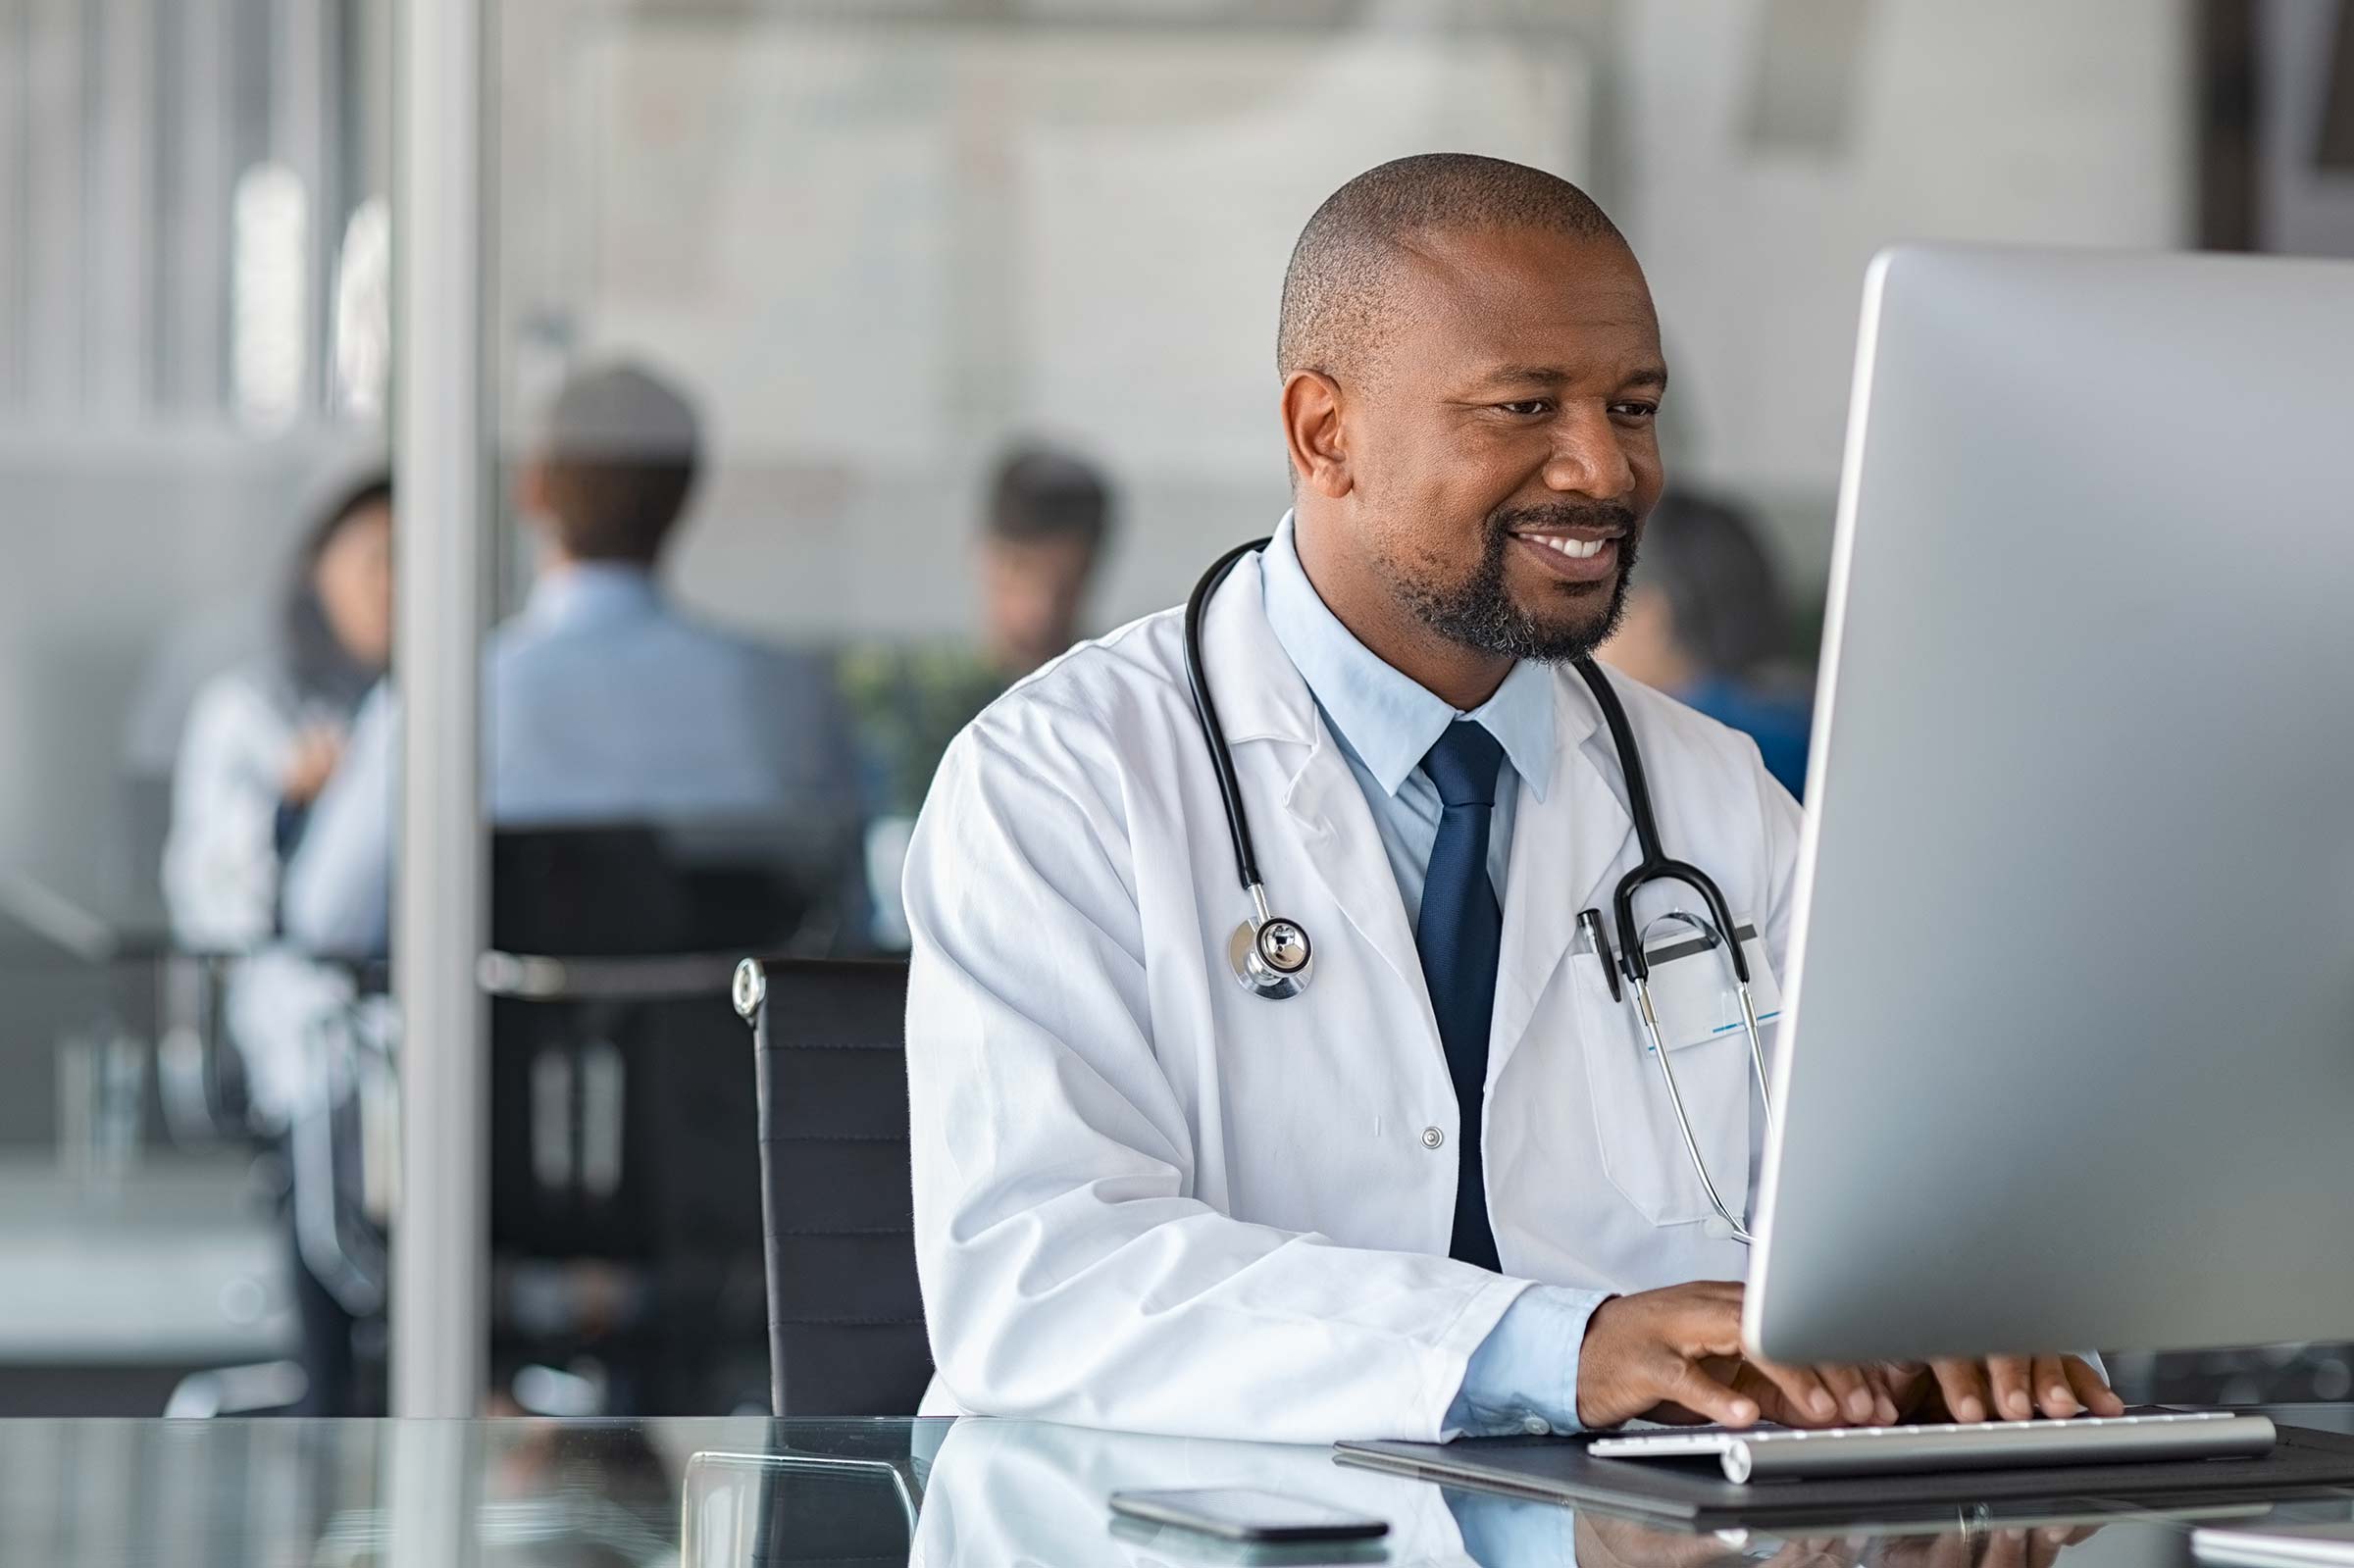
[162,664,361,1126]
[903,549,1804,1442]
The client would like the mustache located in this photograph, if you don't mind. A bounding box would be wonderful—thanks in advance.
[1486,500,1639,538]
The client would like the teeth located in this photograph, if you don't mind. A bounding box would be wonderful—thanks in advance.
[1526,533,1606,560]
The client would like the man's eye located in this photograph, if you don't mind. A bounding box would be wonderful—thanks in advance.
[1611,401,1660,421]
[1497,399,1554,417]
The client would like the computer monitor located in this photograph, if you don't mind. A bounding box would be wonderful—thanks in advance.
[1745,244,2354,1366]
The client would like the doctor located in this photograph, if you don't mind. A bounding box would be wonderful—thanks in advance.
[902,153,2119,1443]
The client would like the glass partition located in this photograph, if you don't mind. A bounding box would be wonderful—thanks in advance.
[0,0,390,1414]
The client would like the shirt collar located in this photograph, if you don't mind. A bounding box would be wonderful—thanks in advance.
[1258,512,1556,803]
[524,561,662,630]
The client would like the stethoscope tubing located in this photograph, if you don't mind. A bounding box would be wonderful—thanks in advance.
[1184,537,1277,896]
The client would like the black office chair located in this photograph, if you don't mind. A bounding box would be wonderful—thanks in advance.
[483,825,818,1413]
[732,956,932,1417]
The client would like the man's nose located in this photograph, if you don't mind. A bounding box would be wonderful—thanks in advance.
[1539,405,1637,500]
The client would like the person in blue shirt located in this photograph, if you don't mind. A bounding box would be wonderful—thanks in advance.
[1600,488,1816,798]
[283,361,858,956]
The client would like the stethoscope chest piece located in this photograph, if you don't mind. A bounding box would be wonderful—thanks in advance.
[1229,914,1312,999]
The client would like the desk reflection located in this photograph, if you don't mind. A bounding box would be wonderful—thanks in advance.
[900,1419,2141,1568]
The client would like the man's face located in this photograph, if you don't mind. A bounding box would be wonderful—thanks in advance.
[980,532,1099,676]
[1339,228,1666,663]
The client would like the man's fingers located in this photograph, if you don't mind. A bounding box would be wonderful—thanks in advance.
[2031,1354,2081,1418]
[1663,1359,1762,1429]
[1815,1362,1879,1425]
[1987,1354,2036,1421]
[1748,1358,1841,1426]
[1931,1358,1992,1424]
[1985,1528,2030,1568]
[2065,1356,2127,1417]
[1666,1298,1748,1362]
[1859,1365,1902,1426]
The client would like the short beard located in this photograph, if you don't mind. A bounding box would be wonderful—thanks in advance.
[1389,500,1643,664]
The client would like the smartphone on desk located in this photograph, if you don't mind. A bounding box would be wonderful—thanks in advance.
[1108,1487,1389,1546]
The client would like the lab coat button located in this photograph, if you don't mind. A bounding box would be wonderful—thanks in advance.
[1420,1126,1445,1149]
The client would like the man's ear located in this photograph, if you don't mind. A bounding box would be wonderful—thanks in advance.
[1280,371,1354,500]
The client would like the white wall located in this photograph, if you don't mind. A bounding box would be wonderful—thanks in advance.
[494,12,1598,640]
[1618,0,2194,584]
[0,434,328,906]
[487,3,2197,639]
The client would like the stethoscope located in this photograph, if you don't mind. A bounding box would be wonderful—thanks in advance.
[1183,537,1777,1243]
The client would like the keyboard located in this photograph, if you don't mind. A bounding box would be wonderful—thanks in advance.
[1588,1409,2276,1484]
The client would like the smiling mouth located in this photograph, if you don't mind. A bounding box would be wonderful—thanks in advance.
[1514,532,1610,560]
[1507,528,1622,585]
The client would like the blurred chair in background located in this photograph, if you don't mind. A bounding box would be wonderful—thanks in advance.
[844,443,1115,947]
[1601,488,1816,799]
[269,828,844,1420]
[282,359,863,957]
[479,826,809,1415]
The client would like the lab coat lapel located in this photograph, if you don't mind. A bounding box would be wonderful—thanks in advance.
[1202,551,1434,1020]
[1280,736,1431,1008]
[1488,672,1632,1085]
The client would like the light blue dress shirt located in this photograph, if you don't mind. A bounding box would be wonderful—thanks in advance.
[283,562,856,955]
[1257,516,1608,1439]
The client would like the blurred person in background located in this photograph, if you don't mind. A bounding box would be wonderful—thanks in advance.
[843,443,1114,946]
[1599,488,1815,798]
[163,457,393,1123]
[161,456,394,1416]
[282,360,858,956]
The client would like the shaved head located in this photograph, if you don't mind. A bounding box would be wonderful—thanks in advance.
[1274,154,1665,711]
[1276,153,1626,386]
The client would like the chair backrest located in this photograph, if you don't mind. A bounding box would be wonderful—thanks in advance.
[492,821,855,957]
[486,826,795,1263]
[484,826,809,1410]
[738,957,931,1417]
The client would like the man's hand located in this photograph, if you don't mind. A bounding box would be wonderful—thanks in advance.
[1576,1282,2124,1431]
[1577,1282,1900,1430]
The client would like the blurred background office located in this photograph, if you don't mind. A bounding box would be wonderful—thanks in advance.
[2,0,2350,1418]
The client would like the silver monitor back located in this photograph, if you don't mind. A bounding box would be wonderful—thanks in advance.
[1746,244,2354,1366]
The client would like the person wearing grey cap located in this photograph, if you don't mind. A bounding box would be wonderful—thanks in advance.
[282,360,857,956]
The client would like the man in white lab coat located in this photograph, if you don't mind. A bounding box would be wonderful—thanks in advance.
[901,154,2119,1442]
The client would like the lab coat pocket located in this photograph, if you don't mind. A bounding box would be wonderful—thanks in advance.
[1568,951,1754,1228]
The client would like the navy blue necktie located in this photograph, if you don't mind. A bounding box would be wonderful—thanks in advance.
[1416,720,1506,1272]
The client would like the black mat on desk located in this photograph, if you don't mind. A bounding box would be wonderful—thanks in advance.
[1335,1423,2354,1529]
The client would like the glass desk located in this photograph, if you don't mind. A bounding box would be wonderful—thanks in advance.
[0,1407,2347,1566]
